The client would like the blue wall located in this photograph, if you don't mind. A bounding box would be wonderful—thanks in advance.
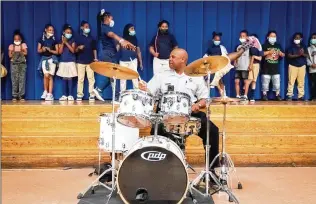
[1,1,316,100]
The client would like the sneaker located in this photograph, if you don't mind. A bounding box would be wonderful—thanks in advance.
[249,96,255,102]
[68,96,74,101]
[41,90,48,99]
[89,96,95,101]
[298,97,304,101]
[241,95,248,101]
[59,95,68,101]
[45,93,54,101]
[93,88,105,101]
[19,96,25,101]
[77,96,83,101]
[12,97,17,101]
[262,95,268,101]
[236,95,241,99]
[276,95,282,101]
[286,96,292,101]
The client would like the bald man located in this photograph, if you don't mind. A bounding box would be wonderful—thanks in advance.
[139,48,219,169]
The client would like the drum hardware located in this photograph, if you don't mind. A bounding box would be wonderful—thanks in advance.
[77,62,139,203]
[210,87,243,197]
[186,58,239,203]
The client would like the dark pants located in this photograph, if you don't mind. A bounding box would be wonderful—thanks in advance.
[151,111,219,169]
[95,48,119,99]
[310,73,316,100]
[11,62,26,98]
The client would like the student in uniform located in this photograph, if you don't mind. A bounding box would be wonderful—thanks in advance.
[76,21,97,101]
[37,24,59,101]
[93,9,136,102]
[203,31,229,96]
[286,32,308,101]
[307,33,316,101]
[149,20,178,75]
[118,23,143,92]
[56,24,77,101]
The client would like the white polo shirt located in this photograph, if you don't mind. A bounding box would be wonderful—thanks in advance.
[147,69,209,103]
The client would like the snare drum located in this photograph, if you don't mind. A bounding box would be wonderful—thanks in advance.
[99,113,139,153]
[160,91,191,124]
[164,117,201,136]
[117,135,188,203]
[117,89,154,128]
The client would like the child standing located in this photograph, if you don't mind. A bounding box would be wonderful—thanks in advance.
[57,24,77,101]
[118,23,143,92]
[76,21,97,101]
[286,32,308,101]
[261,30,285,101]
[37,24,59,101]
[8,30,27,101]
[307,33,316,101]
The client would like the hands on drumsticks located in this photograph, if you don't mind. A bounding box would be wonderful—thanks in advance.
[138,80,147,91]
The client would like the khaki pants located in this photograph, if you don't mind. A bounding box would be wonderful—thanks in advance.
[248,63,260,82]
[287,64,306,98]
[77,63,95,97]
[120,59,138,92]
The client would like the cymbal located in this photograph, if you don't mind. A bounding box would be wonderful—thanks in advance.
[90,62,139,80]
[212,97,241,104]
[184,56,230,77]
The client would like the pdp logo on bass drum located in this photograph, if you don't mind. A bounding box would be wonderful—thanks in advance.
[141,151,167,162]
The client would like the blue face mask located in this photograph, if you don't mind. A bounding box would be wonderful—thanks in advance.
[311,39,316,45]
[65,33,72,39]
[213,41,220,46]
[83,28,90,34]
[129,30,136,36]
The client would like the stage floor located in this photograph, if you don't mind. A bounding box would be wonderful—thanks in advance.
[2,167,316,204]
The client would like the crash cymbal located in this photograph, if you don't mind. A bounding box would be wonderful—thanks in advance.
[184,55,230,77]
[90,62,139,80]
[212,97,241,104]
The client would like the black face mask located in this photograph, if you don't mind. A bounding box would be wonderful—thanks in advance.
[160,29,168,34]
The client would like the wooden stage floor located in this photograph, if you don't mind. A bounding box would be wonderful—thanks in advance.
[1,100,316,168]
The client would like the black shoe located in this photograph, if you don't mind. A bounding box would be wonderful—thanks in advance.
[276,95,282,101]
[298,97,304,101]
[12,97,18,101]
[286,96,292,101]
[262,95,268,101]
[19,95,25,101]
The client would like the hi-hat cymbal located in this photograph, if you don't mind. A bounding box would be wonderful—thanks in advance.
[212,97,241,104]
[90,62,139,80]
[184,56,230,77]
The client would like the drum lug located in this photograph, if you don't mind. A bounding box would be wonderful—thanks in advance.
[122,143,126,149]
[105,142,109,148]
[132,94,138,100]
[177,95,181,102]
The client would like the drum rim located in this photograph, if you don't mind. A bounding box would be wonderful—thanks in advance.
[120,89,154,98]
[161,112,191,121]
[116,136,189,204]
[162,91,191,99]
[117,113,152,128]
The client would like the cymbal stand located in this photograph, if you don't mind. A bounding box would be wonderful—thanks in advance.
[77,77,118,204]
[209,86,241,203]
[189,62,225,200]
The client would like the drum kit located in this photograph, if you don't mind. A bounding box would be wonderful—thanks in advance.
[77,55,243,203]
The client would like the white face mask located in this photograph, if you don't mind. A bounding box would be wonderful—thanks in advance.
[109,20,115,27]
[294,39,301,45]
[239,38,246,43]
[268,37,277,45]
[14,41,21,46]
[47,32,54,37]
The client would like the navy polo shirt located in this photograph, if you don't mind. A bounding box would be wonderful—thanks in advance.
[99,24,116,54]
[76,34,96,64]
[120,47,137,61]
[205,44,222,56]
[38,36,57,57]
[287,44,308,67]
[250,47,263,64]
[59,38,76,62]
[149,33,178,59]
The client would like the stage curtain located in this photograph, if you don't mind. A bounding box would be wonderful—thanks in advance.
[1,1,316,100]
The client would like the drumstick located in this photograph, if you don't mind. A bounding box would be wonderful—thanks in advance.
[129,57,143,82]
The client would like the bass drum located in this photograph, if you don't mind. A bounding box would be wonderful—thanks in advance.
[117,136,188,204]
